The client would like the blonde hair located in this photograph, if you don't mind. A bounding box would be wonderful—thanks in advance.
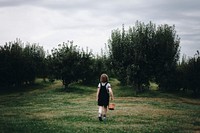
[100,73,109,83]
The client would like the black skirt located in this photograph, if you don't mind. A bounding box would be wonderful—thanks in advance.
[98,97,109,107]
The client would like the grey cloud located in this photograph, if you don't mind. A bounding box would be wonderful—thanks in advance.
[0,0,40,7]
[0,0,200,56]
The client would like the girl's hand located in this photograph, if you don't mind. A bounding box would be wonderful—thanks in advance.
[111,97,114,101]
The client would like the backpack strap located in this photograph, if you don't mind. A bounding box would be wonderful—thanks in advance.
[100,82,109,93]
[105,82,109,93]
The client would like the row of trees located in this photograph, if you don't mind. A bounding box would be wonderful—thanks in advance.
[108,21,199,94]
[176,52,200,94]
[47,41,108,88]
[0,40,108,89]
[108,21,180,91]
[0,21,199,95]
[0,40,46,88]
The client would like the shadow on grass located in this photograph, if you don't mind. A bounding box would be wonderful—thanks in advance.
[52,85,96,95]
[0,81,53,95]
[116,84,181,99]
[135,90,176,98]
[111,78,197,99]
[117,85,200,100]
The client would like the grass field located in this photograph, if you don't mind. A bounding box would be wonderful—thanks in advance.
[0,79,200,133]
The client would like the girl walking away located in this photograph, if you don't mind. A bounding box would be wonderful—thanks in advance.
[96,74,114,121]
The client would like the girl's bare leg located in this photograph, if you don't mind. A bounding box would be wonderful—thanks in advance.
[103,106,107,120]
[98,106,103,116]
[98,106,103,121]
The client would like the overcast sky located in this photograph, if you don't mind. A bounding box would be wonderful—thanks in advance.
[0,0,200,57]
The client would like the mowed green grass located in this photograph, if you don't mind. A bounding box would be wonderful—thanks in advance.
[0,79,200,133]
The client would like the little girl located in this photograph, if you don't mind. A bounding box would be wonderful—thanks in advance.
[96,74,114,121]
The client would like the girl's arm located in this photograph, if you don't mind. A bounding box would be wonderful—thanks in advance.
[109,88,114,100]
[96,88,100,101]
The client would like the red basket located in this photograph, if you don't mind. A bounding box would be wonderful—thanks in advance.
[108,103,115,110]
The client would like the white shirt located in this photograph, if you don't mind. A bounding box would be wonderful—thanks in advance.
[98,82,111,89]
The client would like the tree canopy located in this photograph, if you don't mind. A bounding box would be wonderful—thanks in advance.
[108,21,180,91]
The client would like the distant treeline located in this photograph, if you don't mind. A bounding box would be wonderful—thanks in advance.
[0,21,199,95]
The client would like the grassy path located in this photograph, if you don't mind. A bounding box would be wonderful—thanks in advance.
[0,79,200,133]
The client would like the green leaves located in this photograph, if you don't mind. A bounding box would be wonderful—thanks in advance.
[177,51,200,94]
[49,41,101,88]
[0,40,46,89]
[108,21,180,91]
